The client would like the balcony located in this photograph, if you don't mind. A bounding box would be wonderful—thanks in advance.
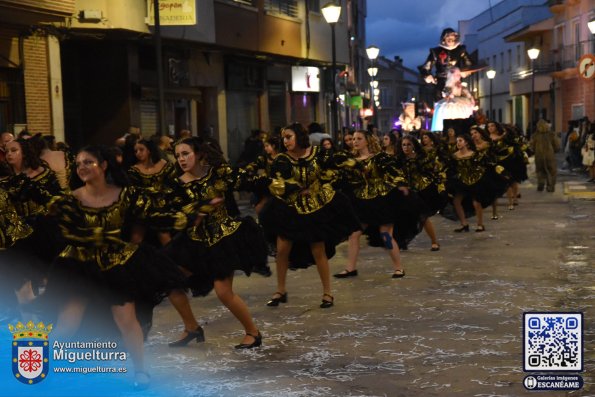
[551,40,595,72]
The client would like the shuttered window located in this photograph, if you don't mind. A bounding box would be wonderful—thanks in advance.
[140,101,157,137]
[264,0,298,18]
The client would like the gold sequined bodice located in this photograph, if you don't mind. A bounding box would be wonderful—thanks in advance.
[349,152,407,200]
[53,187,185,270]
[0,189,33,249]
[450,152,486,186]
[174,165,243,247]
[1,168,63,222]
[401,155,445,192]
[269,146,336,214]
[128,162,177,192]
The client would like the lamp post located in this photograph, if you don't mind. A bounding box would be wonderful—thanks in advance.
[366,45,380,128]
[486,69,496,120]
[527,47,540,138]
[322,2,341,139]
[153,0,166,136]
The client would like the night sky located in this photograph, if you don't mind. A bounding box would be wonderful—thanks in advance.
[366,0,497,70]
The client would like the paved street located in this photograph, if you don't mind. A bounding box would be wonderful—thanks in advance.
[140,161,595,397]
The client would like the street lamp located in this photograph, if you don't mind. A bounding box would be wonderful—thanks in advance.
[366,45,380,128]
[527,47,540,138]
[486,69,496,120]
[366,45,380,61]
[588,19,595,35]
[322,2,341,138]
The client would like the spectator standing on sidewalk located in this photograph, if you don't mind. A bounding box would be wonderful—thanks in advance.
[530,119,560,192]
[582,123,595,182]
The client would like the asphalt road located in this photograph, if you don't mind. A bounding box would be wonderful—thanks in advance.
[141,163,595,397]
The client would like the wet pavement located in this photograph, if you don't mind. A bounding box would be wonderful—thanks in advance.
[142,162,595,397]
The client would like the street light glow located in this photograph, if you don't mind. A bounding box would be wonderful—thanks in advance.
[373,88,380,96]
[588,19,595,35]
[367,67,378,77]
[370,80,378,88]
[486,69,496,79]
[366,45,380,60]
[321,2,341,24]
[527,48,540,60]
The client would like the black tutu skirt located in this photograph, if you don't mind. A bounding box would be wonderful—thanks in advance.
[261,191,360,243]
[348,189,401,226]
[439,195,475,222]
[163,216,267,296]
[25,215,65,265]
[259,192,360,269]
[417,185,448,218]
[500,153,528,183]
[447,167,508,209]
[46,243,185,307]
[360,189,425,249]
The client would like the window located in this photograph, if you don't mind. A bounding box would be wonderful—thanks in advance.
[264,0,298,18]
[492,55,497,71]
[500,52,504,73]
[574,21,581,60]
[516,45,521,67]
[507,49,512,71]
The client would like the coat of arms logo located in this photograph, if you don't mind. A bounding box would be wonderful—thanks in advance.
[8,321,53,384]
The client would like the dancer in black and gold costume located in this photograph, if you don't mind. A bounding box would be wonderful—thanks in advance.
[487,122,528,209]
[127,138,178,247]
[0,187,37,316]
[262,123,360,308]
[397,135,447,251]
[164,137,267,349]
[46,145,188,389]
[470,125,504,221]
[445,134,506,232]
[333,130,408,279]
[1,138,63,303]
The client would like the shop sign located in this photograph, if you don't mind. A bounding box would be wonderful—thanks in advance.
[147,0,196,26]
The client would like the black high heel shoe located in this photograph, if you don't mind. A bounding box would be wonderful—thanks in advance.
[266,292,287,307]
[234,331,262,349]
[168,326,205,347]
[320,293,334,309]
[454,224,469,232]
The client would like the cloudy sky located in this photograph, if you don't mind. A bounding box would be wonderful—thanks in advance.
[366,0,497,70]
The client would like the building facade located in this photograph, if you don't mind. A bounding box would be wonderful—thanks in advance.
[459,0,553,133]
[0,0,75,138]
[0,0,368,162]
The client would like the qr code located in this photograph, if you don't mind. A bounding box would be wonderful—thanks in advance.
[524,312,582,371]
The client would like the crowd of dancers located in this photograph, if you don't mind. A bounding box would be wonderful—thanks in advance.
[0,121,531,389]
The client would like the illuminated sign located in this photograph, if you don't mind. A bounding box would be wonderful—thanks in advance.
[291,66,320,92]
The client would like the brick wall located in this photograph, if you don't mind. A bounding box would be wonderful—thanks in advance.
[561,77,595,126]
[23,36,51,134]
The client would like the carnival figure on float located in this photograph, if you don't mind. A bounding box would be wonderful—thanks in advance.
[418,28,479,132]
[430,67,475,132]
[398,102,424,135]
